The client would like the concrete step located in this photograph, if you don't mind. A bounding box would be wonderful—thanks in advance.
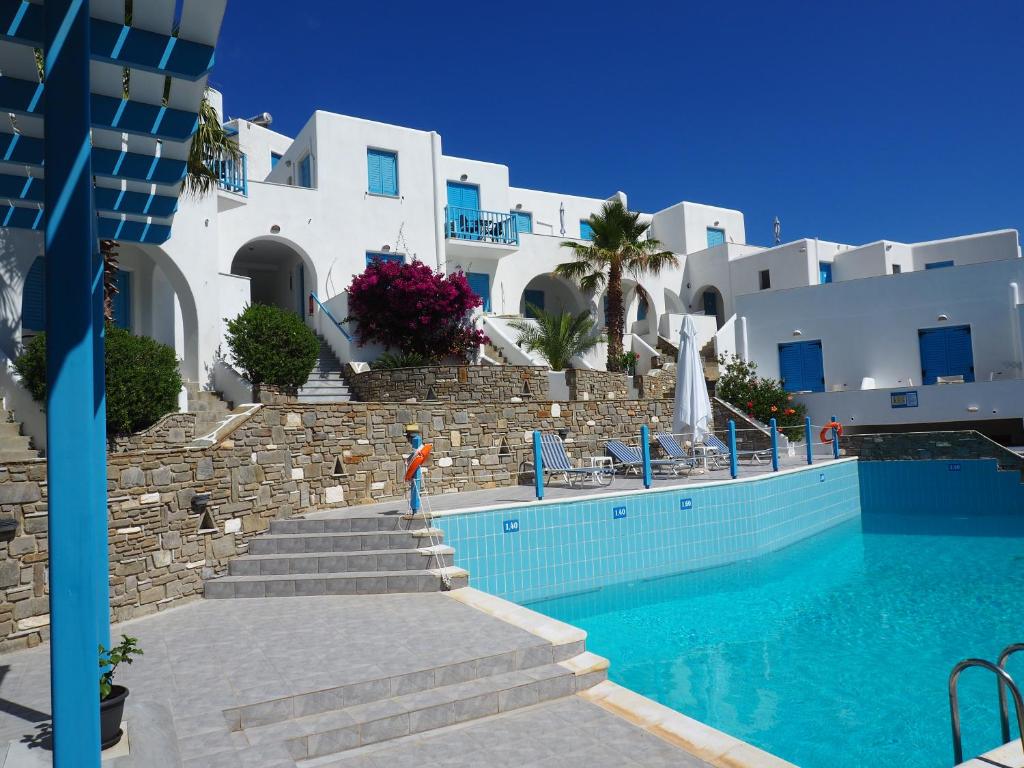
[202,567,468,598]
[243,655,607,761]
[250,528,443,554]
[296,394,352,403]
[228,547,452,576]
[0,450,40,462]
[271,513,439,534]
[0,436,32,452]
[300,377,350,388]
[0,422,22,438]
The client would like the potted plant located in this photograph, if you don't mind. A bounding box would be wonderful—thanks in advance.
[99,635,143,749]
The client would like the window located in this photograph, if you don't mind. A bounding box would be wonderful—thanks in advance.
[523,289,545,318]
[925,260,954,270]
[22,257,45,331]
[270,151,282,169]
[367,149,398,196]
[892,264,902,274]
[580,220,594,240]
[706,227,726,248]
[466,272,491,312]
[512,210,532,234]
[298,154,313,188]
[778,340,825,393]
[365,251,403,266]
[759,269,771,290]
[918,325,974,384]
[702,290,717,318]
[819,262,833,284]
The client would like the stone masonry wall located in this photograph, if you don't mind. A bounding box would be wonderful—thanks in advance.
[347,365,548,403]
[564,369,634,400]
[637,366,677,400]
[0,399,674,651]
[110,412,196,453]
[845,430,1024,471]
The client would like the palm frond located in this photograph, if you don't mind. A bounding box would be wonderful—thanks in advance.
[183,93,241,198]
[508,306,600,370]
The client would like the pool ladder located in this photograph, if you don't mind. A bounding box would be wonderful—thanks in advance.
[948,643,1024,765]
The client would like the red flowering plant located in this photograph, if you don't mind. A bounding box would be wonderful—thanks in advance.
[716,354,807,440]
[346,259,488,363]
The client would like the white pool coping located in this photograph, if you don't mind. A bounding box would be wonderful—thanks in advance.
[450,586,798,768]
[958,739,1023,767]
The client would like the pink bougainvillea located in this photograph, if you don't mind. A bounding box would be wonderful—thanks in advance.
[346,259,488,361]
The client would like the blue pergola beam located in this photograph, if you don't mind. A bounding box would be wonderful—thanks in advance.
[43,0,105,762]
[93,186,178,217]
[96,215,172,243]
[0,134,188,185]
[0,76,200,141]
[0,0,215,81]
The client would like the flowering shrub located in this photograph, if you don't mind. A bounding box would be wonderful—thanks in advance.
[346,259,488,361]
[716,354,807,440]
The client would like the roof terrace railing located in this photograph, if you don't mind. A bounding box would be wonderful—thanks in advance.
[213,153,248,196]
[445,205,519,246]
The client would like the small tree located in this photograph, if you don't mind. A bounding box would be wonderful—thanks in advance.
[14,328,183,437]
[346,259,487,361]
[508,306,600,371]
[716,354,807,440]
[225,304,319,394]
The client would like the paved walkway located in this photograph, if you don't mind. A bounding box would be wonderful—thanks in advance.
[0,595,713,767]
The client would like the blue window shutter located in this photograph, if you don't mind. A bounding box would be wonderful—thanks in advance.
[819,262,832,284]
[446,182,479,211]
[925,260,954,269]
[512,211,532,234]
[580,220,593,240]
[113,270,132,330]
[270,152,281,168]
[637,295,648,321]
[706,227,726,247]
[365,251,403,266]
[779,340,824,392]
[524,289,545,318]
[779,343,803,392]
[466,272,491,312]
[920,325,973,384]
[801,341,825,392]
[22,257,45,330]
[367,150,382,194]
[298,154,312,188]
[945,326,974,382]
[380,152,397,195]
[702,290,717,317]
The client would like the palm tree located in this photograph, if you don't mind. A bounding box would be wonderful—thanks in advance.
[508,306,600,371]
[555,199,678,372]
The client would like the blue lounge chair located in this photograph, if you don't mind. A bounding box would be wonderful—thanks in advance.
[653,433,703,472]
[523,433,613,487]
[606,440,692,476]
[703,433,772,465]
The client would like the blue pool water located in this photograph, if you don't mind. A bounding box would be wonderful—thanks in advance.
[528,511,1024,768]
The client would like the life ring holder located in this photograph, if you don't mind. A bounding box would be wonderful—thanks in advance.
[404,443,433,483]
[819,421,843,444]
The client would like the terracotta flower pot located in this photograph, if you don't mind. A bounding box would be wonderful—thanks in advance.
[100,685,128,749]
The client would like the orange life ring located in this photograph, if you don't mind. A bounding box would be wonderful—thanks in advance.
[404,443,433,482]
[819,421,843,444]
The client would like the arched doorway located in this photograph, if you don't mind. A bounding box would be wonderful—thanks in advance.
[519,274,587,319]
[692,284,725,329]
[230,237,318,316]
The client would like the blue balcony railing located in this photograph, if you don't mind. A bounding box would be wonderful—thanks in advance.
[445,206,519,246]
[213,153,248,196]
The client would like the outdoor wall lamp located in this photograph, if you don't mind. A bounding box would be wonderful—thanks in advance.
[793,329,803,336]
[460,174,468,181]
[515,203,523,210]
[270,225,280,234]
[937,314,949,321]
[382,245,391,252]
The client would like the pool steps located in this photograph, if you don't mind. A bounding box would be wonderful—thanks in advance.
[203,512,464,597]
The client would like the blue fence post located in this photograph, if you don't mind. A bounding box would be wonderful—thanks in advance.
[408,432,422,515]
[769,418,779,472]
[805,416,813,465]
[533,430,544,500]
[44,0,103,762]
[640,425,652,489]
[831,414,840,460]
[728,420,738,479]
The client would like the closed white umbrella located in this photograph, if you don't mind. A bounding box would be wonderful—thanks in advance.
[672,315,713,444]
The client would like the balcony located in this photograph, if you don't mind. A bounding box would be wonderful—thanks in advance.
[445,205,519,257]
[213,153,248,196]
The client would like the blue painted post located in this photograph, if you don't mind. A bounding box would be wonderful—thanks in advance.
[44,0,103,762]
[408,432,422,514]
[831,414,840,460]
[640,425,652,489]
[91,224,110,654]
[533,430,544,500]
[805,416,813,465]
[769,418,779,472]
[728,420,738,479]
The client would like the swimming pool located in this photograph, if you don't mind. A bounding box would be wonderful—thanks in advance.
[528,499,1024,767]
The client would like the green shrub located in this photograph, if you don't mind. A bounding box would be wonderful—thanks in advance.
[13,328,183,437]
[716,354,807,440]
[508,307,600,371]
[225,304,319,392]
[372,351,431,370]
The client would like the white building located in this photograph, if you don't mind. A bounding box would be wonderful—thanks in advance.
[2,90,1023,443]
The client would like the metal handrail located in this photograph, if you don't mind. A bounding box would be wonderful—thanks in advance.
[949,658,1024,765]
[445,205,519,246]
[998,644,1024,743]
[309,291,353,342]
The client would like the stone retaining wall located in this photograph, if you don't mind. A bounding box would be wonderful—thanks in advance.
[637,366,676,400]
[347,365,548,402]
[564,369,634,400]
[0,399,673,651]
[845,430,1024,470]
[110,412,196,452]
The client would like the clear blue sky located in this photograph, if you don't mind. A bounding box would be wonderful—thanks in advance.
[212,1,1023,247]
